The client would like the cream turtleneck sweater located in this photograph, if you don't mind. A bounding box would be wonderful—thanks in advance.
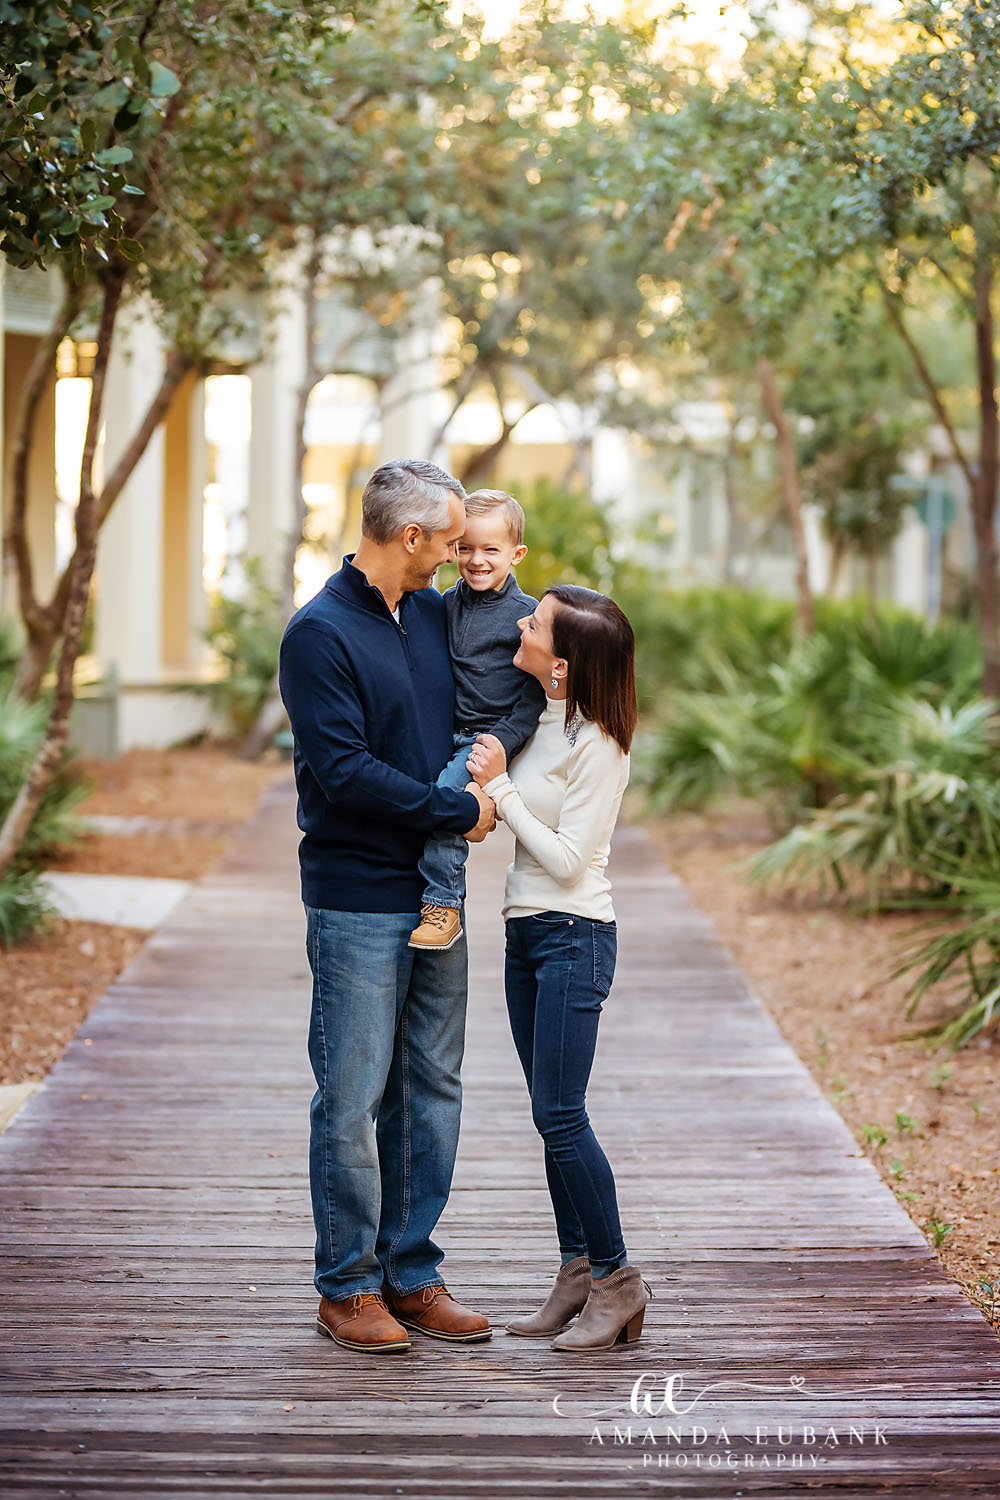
[482,695,630,922]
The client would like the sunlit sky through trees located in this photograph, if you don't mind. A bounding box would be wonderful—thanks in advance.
[454,0,753,59]
[453,0,906,62]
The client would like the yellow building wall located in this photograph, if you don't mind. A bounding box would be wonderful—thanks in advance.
[297,436,577,572]
[303,441,376,555]
[446,441,576,499]
[161,370,197,667]
[3,333,58,603]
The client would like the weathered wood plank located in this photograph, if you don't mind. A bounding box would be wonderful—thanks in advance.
[1,779,998,1496]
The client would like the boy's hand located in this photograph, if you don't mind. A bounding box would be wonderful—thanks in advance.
[463,782,496,842]
[467,733,507,786]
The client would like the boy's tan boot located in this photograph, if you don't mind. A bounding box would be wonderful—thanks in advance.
[408,904,463,951]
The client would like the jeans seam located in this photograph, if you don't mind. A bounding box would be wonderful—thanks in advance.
[312,910,336,1283]
[386,1008,412,1286]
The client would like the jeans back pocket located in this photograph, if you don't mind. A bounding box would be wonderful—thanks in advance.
[592,921,617,998]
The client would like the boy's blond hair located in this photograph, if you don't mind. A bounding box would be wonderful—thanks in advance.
[464,488,526,546]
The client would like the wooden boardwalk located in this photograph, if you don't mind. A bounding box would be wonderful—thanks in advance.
[2,773,999,1498]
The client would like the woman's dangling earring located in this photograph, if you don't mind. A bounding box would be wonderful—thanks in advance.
[550,678,558,691]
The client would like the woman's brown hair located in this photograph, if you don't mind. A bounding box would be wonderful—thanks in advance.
[545,585,638,754]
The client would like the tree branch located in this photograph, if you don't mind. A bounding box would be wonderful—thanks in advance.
[6,274,83,638]
[880,281,973,487]
[96,346,194,528]
[757,354,814,635]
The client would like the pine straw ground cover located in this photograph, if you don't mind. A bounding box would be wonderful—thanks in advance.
[631,794,1000,1339]
[0,745,278,1089]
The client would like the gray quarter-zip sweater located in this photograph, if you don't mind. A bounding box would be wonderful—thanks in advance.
[444,573,547,758]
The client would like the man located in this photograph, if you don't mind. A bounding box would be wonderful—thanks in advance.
[279,458,496,1354]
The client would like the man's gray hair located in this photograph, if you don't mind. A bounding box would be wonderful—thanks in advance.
[361,459,466,543]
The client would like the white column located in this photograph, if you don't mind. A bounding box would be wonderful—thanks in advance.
[378,288,439,465]
[94,306,166,683]
[803,502,830,595]
[709,479,730,578]
[671,450,694,575]
[893,507,929,614]
[247,274,306,561]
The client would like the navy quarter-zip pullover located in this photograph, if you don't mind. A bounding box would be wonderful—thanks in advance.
[279,556,480,912]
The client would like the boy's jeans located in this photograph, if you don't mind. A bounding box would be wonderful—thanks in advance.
[418,732,478,909]
[304,905,469,1299]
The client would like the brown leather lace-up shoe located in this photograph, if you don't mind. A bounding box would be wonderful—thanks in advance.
[383,1283,492,1343]
[408,904,463,951]
[316,1292,411,1353]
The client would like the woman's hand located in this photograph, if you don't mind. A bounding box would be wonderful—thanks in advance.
[467,733,507,787]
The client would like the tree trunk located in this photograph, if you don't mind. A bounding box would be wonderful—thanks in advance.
[827,535,848,598]
[881,274,1000,689]
[458,422,517,490]
[11,345,194,701]
[279,242,321,622]
[756,356,814,633]
[865,542,878,620]
[11,635,56,704]
[972,258,999,698]
[425,364,478,460]
[0,266,126,877]
[6,276,83,664]
[881,283,974,492]
[240,241,321,760]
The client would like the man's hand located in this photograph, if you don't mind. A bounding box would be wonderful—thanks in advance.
[467,733,507,786]
[463,781,496,843]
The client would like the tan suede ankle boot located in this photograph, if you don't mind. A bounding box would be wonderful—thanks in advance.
[550,1265,650,1352]
[506,1257,591,1337]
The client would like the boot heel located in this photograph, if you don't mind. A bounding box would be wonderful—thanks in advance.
[615,1308,645,1345]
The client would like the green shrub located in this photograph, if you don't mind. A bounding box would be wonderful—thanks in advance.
[203,558,285,738]
[622,585,795,710]
[0,688,86,945]
[0,870,51,946]
[514,478,619,600]
[0,615,20,688]
[0,694,88,870]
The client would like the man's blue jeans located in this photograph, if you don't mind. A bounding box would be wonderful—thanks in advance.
[418,733,478,909]
[504,912,627,1278]
[304,906,468,1300]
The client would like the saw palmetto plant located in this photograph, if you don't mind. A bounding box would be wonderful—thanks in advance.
[748,698,1000,903]
[890,857,1000,1050]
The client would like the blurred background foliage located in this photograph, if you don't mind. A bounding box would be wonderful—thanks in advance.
[3,0,1000,1039]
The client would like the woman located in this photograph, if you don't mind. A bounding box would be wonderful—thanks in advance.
[467,583,648,1352]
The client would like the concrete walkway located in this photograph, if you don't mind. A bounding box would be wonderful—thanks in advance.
[2,774,999,1497]
[39,871,192,929]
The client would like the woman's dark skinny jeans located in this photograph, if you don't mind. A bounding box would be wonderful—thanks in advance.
[504,911,627,1279]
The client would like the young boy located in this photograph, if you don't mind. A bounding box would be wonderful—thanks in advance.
[408,489,546,951]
